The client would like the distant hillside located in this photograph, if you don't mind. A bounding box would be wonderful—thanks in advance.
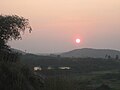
[11,48,25,54]
[61,48,120,58]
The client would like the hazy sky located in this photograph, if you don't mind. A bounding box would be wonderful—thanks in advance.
[0,0,120,53]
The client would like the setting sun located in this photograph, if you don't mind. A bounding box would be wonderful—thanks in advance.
[76,39,81,44]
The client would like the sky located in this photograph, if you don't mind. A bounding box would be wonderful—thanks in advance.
[0,0,120,53]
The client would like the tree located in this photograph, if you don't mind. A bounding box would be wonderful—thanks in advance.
[115,55,119,60]
[0,15,44,90]
[0,15,32,50]
[96,84,111,90]
[108,55,111,59]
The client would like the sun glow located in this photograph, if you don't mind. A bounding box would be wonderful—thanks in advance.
[76,39,81,44]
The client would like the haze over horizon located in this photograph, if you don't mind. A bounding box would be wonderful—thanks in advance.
[0,0,120,53]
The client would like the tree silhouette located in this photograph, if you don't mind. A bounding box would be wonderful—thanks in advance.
[0,15,32,50]
[115,55,119,60]
[96,84,111,90]
[108,55,111,59]
[0,15,44,90]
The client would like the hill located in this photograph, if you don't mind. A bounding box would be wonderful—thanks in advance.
[11,48,25,54]
[61,48,120,58]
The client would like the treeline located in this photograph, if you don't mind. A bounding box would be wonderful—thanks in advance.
[21,54,120,73]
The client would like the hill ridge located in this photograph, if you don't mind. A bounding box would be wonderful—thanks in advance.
[61,48,120,58]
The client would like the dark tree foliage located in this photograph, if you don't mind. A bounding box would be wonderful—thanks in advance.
[0,15,44,90]
[0,62,44,90]
[0,15,32,50]
[96,84,111,90]
[115,55,119,60]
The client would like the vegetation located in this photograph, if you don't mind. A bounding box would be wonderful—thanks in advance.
[21,54,120,90]
[0,61,43,90]
[0,15,43,90]
[0,15,31,50]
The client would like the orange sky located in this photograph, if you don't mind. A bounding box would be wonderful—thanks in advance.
[0,0,120,53]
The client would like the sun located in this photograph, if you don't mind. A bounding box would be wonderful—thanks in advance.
[76,38,81,44]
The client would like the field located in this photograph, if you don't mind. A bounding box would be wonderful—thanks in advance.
[20,54,120,90]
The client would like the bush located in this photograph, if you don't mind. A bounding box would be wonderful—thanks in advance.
[0,52,44,90]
